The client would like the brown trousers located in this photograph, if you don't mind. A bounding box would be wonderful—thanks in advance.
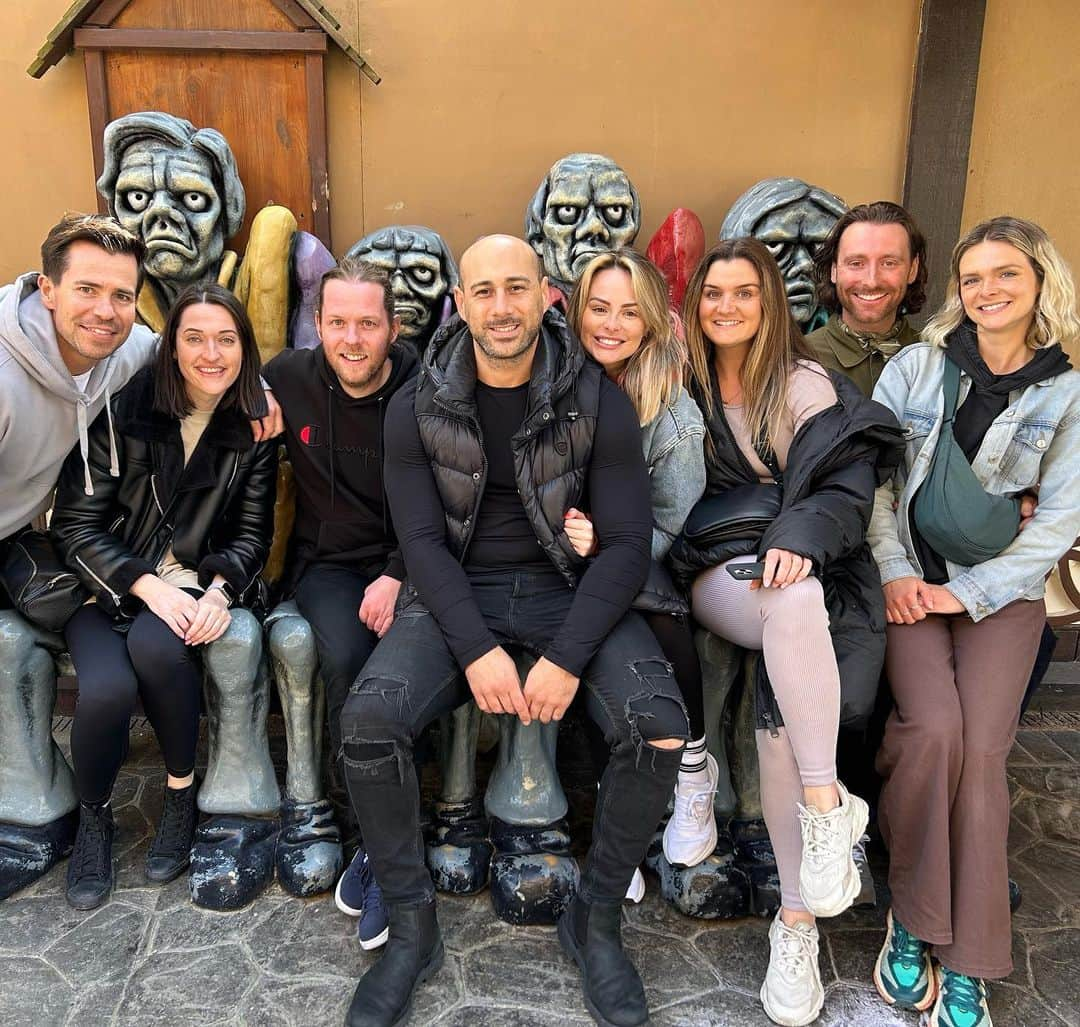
[876,598,1044,978]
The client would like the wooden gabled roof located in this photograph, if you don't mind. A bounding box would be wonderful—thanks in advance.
[28,0,380,83]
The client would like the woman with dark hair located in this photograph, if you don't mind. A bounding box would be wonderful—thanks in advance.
[868,217,1080,1027]
[671,238,902,1025]
[564,249,713,881]
[51,282,277,910]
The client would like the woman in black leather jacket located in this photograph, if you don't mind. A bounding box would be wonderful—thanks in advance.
[50,283,277,911]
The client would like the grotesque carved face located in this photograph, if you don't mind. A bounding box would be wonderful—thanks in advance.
[754,201,838,326]
[345,226,457,344]
[721,177,846,329]
[528,155,640,291]
[113,139,224,288]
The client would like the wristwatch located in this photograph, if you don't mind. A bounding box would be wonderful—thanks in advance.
[206,582,236,608]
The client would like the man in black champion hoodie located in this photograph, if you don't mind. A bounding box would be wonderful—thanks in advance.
[262,258,417,946]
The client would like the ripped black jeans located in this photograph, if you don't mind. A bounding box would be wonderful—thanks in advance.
[340,568,689,906]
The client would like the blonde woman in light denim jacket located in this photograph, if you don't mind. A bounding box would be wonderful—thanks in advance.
[867,217,1080,1027]
[563,249,716,887]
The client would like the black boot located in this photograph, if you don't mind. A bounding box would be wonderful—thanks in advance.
[146,781,199,883]
[558,896,648,1027]
[345,900,444,1027]
[66,802,115,910]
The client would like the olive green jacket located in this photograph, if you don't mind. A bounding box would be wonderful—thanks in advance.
[806,313,919,397]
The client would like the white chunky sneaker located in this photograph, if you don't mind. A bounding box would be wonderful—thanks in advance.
[624,865,645,903]
[662,752,720,866]
[797,780,869,918]
[760,911,824,1026]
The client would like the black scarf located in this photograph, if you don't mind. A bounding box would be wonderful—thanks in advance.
[946,321,1071,460]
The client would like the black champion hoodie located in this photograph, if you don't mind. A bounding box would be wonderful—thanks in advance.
[263,343,418,591]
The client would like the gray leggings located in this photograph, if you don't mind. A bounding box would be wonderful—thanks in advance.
[692,559,842,912]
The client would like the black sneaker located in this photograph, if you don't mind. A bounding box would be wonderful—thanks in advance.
[146,782,198,883]
[66,802,115,910]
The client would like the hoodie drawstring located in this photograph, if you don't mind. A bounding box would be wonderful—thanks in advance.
[75,383,120,496]
[105,383,120,480]
[76,398,93,496]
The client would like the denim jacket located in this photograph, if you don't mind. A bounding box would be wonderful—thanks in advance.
[640,386,706,560]
[868,342,1080,621]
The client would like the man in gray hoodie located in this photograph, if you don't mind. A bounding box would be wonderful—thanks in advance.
[0,213,156,898]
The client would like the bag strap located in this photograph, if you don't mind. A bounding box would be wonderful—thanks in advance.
[941,353,962,427]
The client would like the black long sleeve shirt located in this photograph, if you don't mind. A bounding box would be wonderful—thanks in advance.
[383,374,652,675]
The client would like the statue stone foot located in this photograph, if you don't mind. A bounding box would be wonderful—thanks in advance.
[484,696,577,926]
[645,823,750,919]
[0,810,79,900]
[488,816,579,926]
[425,796,491,895]
[189,814,279,910]
[275,797,342,898]
[731,817,780,917]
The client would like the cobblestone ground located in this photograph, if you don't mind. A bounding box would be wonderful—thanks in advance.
[2,681,1077,1027]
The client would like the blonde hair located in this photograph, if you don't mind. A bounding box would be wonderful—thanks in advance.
[924,216,1080,353]
[567,249,685,426]
[682,238,811,449]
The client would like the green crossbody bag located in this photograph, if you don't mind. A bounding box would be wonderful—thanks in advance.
[913,355,1021,566]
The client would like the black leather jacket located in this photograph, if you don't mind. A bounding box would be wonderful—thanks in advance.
[670,369,904,731]
[51,367,278,619]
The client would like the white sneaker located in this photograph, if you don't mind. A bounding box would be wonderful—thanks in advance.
[624,865,645,903]
[662,752,720,866]
[760,911,824,1026]
[797,780,869,918]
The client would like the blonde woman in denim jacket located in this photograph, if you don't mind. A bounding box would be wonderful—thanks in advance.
[563,249,716,885]
[867,217,1080,1027]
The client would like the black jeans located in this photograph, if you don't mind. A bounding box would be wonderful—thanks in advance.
[340,567,689,906]
[293,562,382,778]
[66,599,202,805]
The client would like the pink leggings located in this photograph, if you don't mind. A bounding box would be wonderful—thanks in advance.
[692,559,842,912]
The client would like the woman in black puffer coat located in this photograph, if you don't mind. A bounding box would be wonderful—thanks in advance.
[669,239,902,1027]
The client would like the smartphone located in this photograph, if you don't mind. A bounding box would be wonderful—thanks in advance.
[726,561,766,581]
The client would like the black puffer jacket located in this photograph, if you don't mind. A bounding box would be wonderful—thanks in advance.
[669,369,904,731]
[414,306,603,585]
[51,366,278,619]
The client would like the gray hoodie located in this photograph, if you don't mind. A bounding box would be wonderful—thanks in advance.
[0,272,157,541]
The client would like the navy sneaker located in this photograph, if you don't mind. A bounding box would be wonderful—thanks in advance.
[357,874,389,951]
[334,847,389,950]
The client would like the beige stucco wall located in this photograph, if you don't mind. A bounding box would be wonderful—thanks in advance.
[963,0,1080,282]
[1,0,920,284]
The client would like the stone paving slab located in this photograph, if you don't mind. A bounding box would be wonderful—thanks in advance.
[2,711,1078,1027]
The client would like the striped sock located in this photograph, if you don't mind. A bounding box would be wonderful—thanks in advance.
[679,735,710,785]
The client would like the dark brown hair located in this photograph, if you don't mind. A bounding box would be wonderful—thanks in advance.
[683,238,812,447]
[154,283,264,419]
[316,257,395,324]
[40,212,146,286]
[812,201,928,316]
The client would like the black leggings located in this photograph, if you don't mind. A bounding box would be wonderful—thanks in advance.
[66,599,202,804]
[645,611,706,739]
[585,610,706,778]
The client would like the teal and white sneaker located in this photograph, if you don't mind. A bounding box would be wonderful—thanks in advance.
[873,908,935,1011]
[930,966,992,1027]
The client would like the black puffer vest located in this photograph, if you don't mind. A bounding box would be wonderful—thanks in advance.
[414,308,603,585]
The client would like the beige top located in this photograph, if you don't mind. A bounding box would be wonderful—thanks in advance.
[156,408,214,590]
[723,361,838,482]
